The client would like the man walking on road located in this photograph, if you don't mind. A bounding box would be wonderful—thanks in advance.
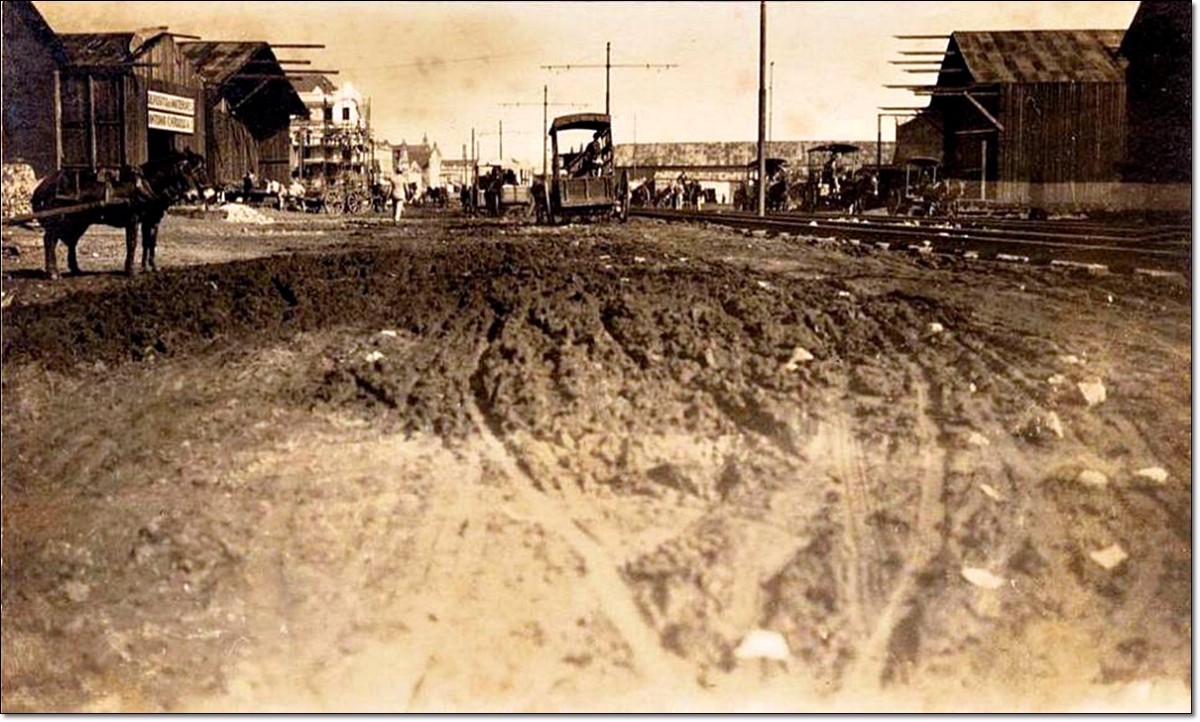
[389,175,406,223]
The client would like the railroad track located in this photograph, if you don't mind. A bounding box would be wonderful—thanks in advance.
[631,208,1191,273]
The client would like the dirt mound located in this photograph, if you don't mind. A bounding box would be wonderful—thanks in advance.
[2,219,1190,711]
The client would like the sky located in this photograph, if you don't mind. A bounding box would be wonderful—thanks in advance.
[35,1,1142,168]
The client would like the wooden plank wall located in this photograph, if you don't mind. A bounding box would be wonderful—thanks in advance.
[134,36,206,157]
[999,82,1125,183]
[257,128,292,184]
[206,97,257,187]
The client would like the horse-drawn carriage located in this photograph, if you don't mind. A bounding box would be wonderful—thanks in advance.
[531,113,630,224]
[470,163,531,217]
[2,150,208,278]
[794,143,871,213]
[734,158,790,212]
[877,156,958,217]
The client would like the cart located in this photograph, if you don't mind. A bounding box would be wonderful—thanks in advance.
[531,113,629,225]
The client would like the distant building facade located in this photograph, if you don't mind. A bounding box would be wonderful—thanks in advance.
[615,140,894,201]
[393,137,442,191]
[290,77,374,183]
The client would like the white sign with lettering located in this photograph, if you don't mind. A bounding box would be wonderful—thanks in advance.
[148,91,195,116]
[148,110,195,134]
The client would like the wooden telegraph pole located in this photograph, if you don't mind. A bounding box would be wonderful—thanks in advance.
[756,0,768,217]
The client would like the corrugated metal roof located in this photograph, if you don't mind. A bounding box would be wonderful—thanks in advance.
[179,41,308,121]
[59,32,136,65]
[59,28,172,65]
[179,41,265,85]
[951,30,1126,84]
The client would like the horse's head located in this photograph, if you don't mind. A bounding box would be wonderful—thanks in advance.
[141,150,208,204]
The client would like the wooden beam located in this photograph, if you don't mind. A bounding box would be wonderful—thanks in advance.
[269,43,326,49]
[889,60,945,65]
[913,90,999,97]
[231,77,275,111]
[167,32,202,39]
[898,51,957,56]
[963,91,1004,131]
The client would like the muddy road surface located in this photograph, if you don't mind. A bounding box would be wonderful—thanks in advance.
[1,212,1191,711]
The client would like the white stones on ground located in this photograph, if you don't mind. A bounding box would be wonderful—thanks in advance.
[964,251,980,260]
[978,483,1005,502]
[1058,354,1084,366]
[1089,543,1129,571]
[1106,294,1115,304]
[808,220,818,227]
[928,322,945,334]
[734,629,790,662]
[633,255,647,263]
[782,346,815,372]
[1018,410,1064,441]
[62,580,91,603]
[961,567,1006,589]
[1047,373,1067,386]
[756,280,773,290]
[1075,378,1107,407]
[1076,469,1109,488]
[378,329,398,338]
[968,382,977,394]
[966,431,990,447]
[363,350,385,363]
[750,229,768,238]
[1044,412,1065,438]
[1134,467,1169,484]
[836,290,852,299]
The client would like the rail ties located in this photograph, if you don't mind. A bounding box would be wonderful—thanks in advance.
[629,208,1190,273]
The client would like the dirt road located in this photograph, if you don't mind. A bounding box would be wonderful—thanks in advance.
[1,212,1190,711]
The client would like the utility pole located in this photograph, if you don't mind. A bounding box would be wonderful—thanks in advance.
[542,42,677,119]
[769,61,775,143]
[499,88,587,179]
[606,41,611,115]
[756,0,767,217]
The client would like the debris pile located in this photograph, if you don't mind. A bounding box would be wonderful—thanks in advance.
[1,163,38,219]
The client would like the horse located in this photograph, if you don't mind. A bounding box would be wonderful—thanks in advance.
[631,180,655,208]
[31,150,207,279]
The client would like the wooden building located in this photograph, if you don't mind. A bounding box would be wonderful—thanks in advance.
[928,30,1129,208]
[892,111,942,165]
[1120,1,1191,184]
[55,29,206,174]
[181,42,308,187]
[2,0,69,177]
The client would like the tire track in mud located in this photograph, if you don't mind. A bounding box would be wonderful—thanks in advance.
[464,336,691,688]
[842,374,946,690]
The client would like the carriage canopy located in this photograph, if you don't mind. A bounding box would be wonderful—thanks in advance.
[808,143,863,155]
[549,113,611,135]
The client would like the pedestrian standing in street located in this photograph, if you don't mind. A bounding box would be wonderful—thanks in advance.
[390,175,406,223]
